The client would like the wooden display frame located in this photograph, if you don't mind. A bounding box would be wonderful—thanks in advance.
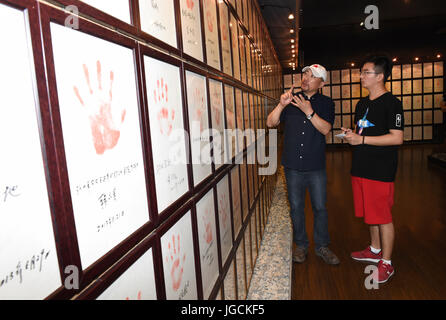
[0,0,281,301]
[39,2,155,297]
[138,43,192,224]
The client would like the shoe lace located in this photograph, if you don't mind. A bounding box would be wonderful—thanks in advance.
[319,247,330,256]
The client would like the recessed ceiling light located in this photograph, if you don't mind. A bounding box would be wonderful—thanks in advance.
[288,13,294,20]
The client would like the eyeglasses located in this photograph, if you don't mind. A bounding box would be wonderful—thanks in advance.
[360,71,380,76]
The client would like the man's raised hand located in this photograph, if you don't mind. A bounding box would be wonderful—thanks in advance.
[280,84,295,107]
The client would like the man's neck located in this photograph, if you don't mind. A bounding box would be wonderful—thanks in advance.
[368,84,388,100]
[302,90,318,98]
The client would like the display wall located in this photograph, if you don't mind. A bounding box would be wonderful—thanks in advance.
[0,0,280,300]
[284,61,445,144]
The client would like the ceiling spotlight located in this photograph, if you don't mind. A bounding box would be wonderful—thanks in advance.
[292,54,296,57]
[392,57,397,62]
[415,57,419,61]
[437,54,442,58]
[351,63,355,67]
[288,13,294,20]
[291,39,295,43]
[291,45,295,49]
[290,29,294,33]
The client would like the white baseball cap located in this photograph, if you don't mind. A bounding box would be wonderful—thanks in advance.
[302,64,328,82]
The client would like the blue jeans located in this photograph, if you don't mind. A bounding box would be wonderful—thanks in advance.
[284,167,330,250]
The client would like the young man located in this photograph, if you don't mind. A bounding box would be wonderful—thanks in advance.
[342,55,404,283]
[267,64,339,265]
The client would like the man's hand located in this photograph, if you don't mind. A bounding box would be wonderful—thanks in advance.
[341,127,362,145]
[279,84,295,107]
[291,93,313,116]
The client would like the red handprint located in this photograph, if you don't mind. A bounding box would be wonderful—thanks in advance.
[212,104,222,127]
[73,60,126,155]
[165,234,186,292]
[226,109,235,129]
[154,78,175,136]
[192,87,206,131]
[219,193,229,229]
[221,23,228,41]
[201,208,213,244]
[125,291,142,300]
[206,9,214,33]
[186,0,194,10]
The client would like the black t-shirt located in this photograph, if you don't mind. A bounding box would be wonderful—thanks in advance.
[351,92,404,182]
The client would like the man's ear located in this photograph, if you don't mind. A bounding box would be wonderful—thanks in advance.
[318,81,325,89]
[377,73,385,83]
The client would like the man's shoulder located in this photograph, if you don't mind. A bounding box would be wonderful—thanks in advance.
[315,93,334,106]
[385,92,402,104]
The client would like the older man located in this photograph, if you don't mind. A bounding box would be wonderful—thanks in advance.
[267,64,339,265]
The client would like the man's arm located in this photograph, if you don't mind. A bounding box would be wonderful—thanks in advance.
[266,102,286,128]
[308,113,332,136]
[267,85,295,128]
[291,94,332,136]
[342,129,403,146]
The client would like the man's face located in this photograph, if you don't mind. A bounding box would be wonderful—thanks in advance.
[360,62,383,89]
[301,69,324,93]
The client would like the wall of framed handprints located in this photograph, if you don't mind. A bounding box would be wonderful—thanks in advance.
[0,0,282,300]
[284,61,444,144]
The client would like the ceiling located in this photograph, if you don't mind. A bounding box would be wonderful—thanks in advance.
[258,0,446,74]
[258,0,300,72]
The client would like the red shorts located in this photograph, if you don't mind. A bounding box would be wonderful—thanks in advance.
[351,176,394,225]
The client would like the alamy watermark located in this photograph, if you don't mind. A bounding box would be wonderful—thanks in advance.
[364,265,379,290]
[363,5,379,30]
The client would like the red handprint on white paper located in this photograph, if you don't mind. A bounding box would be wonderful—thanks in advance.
[165,234,186,292]
[206,9,214,33]
[186,0,194,10]
[154,78,175,136]
[226,109,235,129]
[125,291,142,300]
[192,87,206,131]
[219,193,229,229]
[201,208,214,244]
[212,104,222,127]
[73,60,126,155]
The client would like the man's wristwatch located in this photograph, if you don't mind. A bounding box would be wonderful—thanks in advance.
[306,110,316,120]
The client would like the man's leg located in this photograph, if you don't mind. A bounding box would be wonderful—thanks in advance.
[369,225,381,250]
[307,169,330,249]
[379,222,394,261]
[284,168,308,250]
[308,169,339,265]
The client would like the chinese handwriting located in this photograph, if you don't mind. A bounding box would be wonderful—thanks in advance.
[97,187,118,209]
[96,210,125,233]
[2,185,20,203]
[0,249,51,288]
[75,162,139,195]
